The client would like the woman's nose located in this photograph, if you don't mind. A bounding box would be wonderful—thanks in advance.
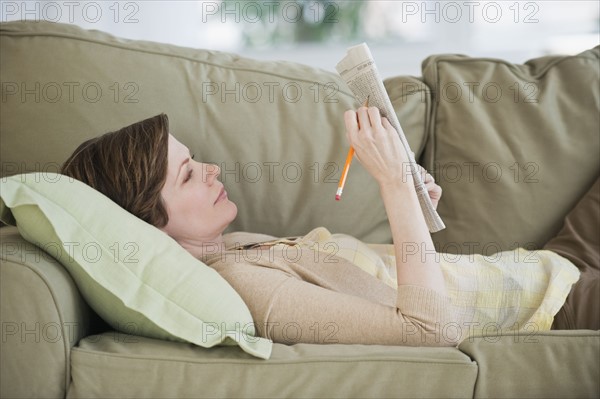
[211,164,220,177]
[203,163,220,181]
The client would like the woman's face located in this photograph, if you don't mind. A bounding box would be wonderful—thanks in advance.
[159,134,237,245]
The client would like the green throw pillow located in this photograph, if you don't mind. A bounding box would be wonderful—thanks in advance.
[0,172,272,359]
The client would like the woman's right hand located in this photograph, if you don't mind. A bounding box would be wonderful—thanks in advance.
[344,107,411,187]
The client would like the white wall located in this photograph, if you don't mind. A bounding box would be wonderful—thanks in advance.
[1,0,598,77]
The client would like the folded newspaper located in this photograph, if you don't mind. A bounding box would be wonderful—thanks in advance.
[336,43,446,233]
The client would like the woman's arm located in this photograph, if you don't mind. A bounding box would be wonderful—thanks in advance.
[344,107,447,297]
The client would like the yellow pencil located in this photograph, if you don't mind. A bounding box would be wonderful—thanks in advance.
[336,97,369,201]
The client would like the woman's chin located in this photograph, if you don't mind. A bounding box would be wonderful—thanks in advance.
[227,201,238,220]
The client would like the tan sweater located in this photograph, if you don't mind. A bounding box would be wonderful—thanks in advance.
[202,227,579,347]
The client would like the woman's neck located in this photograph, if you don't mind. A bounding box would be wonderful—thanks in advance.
[178,234,226,261]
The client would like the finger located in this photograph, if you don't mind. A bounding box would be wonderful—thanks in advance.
[418,165,434,184]
[417,165,427,182]
[356,107,371,132]
[381,116,393,128]
[382,116,399,136]
[367,106,382,128]
[344,110,358,132]
[426,182,442,196]
[344,110,359,144]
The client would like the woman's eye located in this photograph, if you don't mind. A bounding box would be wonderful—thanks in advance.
[184,169,193,183]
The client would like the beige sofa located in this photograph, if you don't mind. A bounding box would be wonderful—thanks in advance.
[1,21,598,398]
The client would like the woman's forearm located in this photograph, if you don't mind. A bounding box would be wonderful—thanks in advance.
[379,174,448,297]
[342,107,448,297]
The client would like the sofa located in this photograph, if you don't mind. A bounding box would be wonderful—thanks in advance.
[1,20,598,399]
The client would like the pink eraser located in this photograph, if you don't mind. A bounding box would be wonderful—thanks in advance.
[335,194,341,201]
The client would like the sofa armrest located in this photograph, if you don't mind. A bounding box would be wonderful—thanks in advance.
[0,226,106,398]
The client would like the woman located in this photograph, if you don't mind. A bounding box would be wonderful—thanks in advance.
[60,111,598,346]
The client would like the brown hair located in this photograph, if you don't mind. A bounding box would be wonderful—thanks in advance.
[60,113,170,228]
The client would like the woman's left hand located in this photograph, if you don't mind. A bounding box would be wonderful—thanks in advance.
[416,165,442,210]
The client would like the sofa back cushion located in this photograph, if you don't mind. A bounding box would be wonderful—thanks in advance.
[421,47,600,254]
[0,21,429,243]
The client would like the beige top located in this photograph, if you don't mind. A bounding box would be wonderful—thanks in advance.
[202,227,579,347]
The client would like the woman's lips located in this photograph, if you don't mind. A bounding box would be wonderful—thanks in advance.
[215,187,227,204]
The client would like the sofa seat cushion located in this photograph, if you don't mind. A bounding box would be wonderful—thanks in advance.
[69,333,477,399]
[458,330,600,398]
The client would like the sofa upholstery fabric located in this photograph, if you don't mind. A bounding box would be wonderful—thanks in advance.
[68,333,477,399]
[0,226,99,399]
[0,21,429,244]
[458,331,600,398]
[421,49,600,255]
[1,20,599,399]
